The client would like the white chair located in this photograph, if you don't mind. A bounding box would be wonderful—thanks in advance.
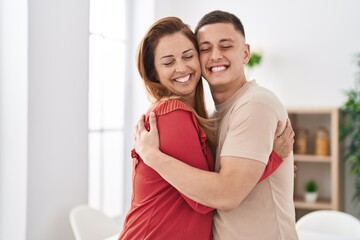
[296,210,360,238]
[69,205,121,240]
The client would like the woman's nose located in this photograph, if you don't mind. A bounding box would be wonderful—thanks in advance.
[174,61,187,73]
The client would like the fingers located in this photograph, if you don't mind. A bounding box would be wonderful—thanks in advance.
[137,114,146,131]
[283,119,293,137]
[286,119,295,138]
[274,121,283,141]
[148,112,158,134]
[134,114,145,142]
[273,118,296,158]
[279,119,295,148]
[274,119,295,142]
[134,112,157,137]
[284,120,295,151]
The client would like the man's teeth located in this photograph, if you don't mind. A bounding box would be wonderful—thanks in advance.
[211,66,226,72]
[175,75,190,83]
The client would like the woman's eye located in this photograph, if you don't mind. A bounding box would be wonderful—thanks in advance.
[163,61,174,66]
[183,55,193,59]
[200,48,210,52]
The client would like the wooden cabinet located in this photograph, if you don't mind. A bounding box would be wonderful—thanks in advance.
[287,108,341,220]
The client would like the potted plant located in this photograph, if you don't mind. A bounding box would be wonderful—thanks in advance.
[245,49,263,79]
[304,180,318,203]
[340,52,360,204]
[247,51,262,69]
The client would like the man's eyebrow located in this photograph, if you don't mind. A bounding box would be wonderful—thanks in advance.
[198,40,209,45]
[198,38,234,46]
[219,38,234,43]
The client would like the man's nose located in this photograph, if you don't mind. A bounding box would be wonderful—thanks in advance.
[210,48,223,61]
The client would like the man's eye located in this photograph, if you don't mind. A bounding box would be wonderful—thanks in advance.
[183,55,193,59]
[200,48,210,52]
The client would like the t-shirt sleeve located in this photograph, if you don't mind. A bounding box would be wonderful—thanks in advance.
[157,109,214,214]
[257,151,283,183]
[221,100,279,164]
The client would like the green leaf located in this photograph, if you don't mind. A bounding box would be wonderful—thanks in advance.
[341,52,360,206]
[246,52,262,69]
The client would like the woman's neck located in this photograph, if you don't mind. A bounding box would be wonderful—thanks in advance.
[183,96,196,109]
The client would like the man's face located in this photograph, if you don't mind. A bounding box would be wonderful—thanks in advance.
[197,23,250,89]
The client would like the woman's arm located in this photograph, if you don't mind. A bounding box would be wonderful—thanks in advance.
[134,113,295,210]
[154,109,214,213]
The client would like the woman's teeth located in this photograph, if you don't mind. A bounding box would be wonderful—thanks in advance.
[175,74,190,83]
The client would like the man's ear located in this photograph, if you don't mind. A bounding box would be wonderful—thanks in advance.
[243,43,251,64]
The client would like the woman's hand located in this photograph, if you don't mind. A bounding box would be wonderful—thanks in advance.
[273,119,295,159]
[133,112,160,166]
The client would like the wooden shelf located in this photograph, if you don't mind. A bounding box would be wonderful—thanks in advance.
[294,197,332,210]
[294,154,332,163]
[288,107,340,220]
[287,107,337,114]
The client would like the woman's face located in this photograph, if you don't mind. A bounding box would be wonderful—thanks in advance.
[154,32,201,103]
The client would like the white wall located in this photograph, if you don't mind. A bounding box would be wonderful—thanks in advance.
[26,1,89,239]
[153,0,360,216]
[0,0,28,239]
[0,0,89,239]
[154,0,360,108]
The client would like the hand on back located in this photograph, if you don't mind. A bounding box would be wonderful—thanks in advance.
[273,119,295,158]
[133,112,160,166]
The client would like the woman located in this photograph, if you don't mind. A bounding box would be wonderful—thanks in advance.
[119,17,293,240]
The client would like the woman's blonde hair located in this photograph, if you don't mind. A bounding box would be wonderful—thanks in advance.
[137,17,216,147]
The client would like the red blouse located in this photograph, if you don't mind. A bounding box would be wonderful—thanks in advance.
[119,99,282,240]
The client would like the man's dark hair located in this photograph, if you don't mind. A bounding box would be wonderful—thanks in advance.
[195,10,245,38]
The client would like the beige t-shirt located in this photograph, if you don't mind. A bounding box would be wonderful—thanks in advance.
[212,80,298,240]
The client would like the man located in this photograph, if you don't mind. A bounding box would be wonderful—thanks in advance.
[134,10,298,239]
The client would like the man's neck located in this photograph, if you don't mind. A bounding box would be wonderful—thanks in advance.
[211,78,247,105]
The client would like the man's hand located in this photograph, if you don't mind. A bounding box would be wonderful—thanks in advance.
[273,119,295,159]
[133,112,160,166]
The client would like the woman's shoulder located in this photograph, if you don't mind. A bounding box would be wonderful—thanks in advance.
[154,98,193,116]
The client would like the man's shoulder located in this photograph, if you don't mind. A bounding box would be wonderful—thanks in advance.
[239,82,283,107]
[249,82,278,98]
[230,84,276,107]
[229,83,287,121]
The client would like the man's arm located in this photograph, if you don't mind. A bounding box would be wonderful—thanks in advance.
[258,119,295,181]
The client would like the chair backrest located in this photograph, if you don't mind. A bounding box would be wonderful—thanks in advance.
[296,210,360,237]
[69,205,121,240]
